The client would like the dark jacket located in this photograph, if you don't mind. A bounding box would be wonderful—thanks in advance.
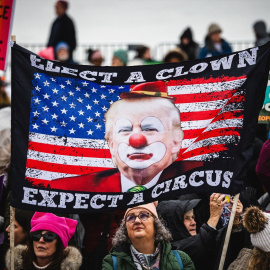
[157,199,226,270]
[198,37,232,59]
[178,27,200,60]
[102,241,195,270]
[253,21,270,46]
[47,13,77,59]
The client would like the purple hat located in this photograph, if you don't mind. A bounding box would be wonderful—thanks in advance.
[30,212,77,248]
[256,139,270,193]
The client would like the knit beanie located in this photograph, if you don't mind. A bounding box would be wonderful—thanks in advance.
[124,202,159,220]
[55,42,70,53]
[113,49,128,65]
[243,206,270,252]
[181,27,192,40]
[208,23,222,36]
[30,212,77,248]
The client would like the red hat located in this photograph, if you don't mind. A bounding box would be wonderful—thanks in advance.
[120,81,176,101]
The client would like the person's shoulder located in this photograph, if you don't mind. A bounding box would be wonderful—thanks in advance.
[102,254,114,270]
[5,245,26,270]
[175,250,196,269]
[62,246,82,270]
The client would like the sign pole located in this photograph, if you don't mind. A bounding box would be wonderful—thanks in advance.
[218,193,240,270]
[9,34,16,270]
[10,206,15,270]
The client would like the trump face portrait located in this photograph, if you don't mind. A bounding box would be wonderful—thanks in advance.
[49,81,198,193]
[104,81,184,187]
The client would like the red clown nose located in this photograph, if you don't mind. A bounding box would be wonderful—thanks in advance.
[129,133,147,148]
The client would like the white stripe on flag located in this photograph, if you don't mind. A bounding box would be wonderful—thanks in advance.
[168,78,246,95]
[183,135,240,152]
[204,119,243,132]
[25,168,77,180]
[181,119,213,130]
[29,132,109,149]
[27,150,115,167]
[176,99,227,113]
[181,138,196,149]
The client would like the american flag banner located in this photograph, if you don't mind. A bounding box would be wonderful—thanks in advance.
[10,43,270,213]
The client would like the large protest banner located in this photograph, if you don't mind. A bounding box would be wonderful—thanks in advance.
[10,42,270,213]
[0,0,15,70]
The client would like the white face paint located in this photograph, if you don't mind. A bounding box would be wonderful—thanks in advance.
[118,142,166,169]
[115,117,166,169]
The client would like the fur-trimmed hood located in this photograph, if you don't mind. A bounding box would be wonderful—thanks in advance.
[5,244,82,270]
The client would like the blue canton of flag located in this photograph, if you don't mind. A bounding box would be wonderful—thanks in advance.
[29,73,130,139]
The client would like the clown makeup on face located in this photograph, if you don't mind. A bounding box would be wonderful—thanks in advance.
[116,116,166,169]
[105,97,184,185]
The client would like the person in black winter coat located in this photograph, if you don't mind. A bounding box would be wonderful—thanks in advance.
[157,193,243,270]
[177,27,199,61]
[47,1,77,61]
[253,20,270,46]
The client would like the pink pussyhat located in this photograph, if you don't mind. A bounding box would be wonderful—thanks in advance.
[30,212,77,249]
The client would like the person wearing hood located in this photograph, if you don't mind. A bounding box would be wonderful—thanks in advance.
[253,20,270,46]
[157,193,243,270]
[177,27,199,60]
[198,23,232,59]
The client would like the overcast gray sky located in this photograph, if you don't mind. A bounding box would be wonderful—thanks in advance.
[12,0,270,47]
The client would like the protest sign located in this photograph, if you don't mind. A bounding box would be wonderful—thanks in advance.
[10,42,270,213]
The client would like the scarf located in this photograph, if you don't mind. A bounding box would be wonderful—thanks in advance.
[130,243,161,270]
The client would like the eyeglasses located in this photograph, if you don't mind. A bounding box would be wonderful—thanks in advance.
[126,212,153,223]
[30,232,58,242]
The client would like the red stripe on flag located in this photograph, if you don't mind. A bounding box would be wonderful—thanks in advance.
[26,178,51,187]
[177,144,229,161]
[226,94,245,104]
[173,89,236,103]
[26,159,110,175]
[167,76,247,86]
[180,110,219,122]
[211,110,243,123]
[28,141,111,158]
[183,128,205,139]
[192,127,240,142]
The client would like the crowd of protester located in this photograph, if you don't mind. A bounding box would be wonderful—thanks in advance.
[0,0,270,269]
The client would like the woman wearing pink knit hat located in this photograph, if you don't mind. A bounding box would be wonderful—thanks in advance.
[5,212,82,270]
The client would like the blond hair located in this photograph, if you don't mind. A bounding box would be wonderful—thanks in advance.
[248,248,270,270]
